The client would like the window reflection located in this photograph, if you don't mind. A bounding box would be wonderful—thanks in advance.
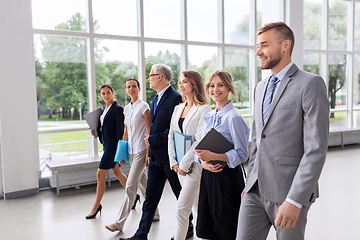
[225,48,250,114]
[31,0,87,32]
[144,0,181,40]
[92,0,137,36]
[225,0,250,45]
[329,0,348,51]
[188,45,218,84]
[303,0,322,50]
[303,53,321,76]
[187,0,217,43]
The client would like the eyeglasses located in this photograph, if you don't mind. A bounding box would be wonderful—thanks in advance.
[149,74,160,77]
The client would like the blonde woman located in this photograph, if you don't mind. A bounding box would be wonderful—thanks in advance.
[195,70,250,240]
[168,70,211,240]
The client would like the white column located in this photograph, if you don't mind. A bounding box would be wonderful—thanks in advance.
[285,0,304,69]
[0,0,40,198]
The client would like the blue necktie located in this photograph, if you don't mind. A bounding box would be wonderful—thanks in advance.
[153,94,158,114]
[262,75,279,124]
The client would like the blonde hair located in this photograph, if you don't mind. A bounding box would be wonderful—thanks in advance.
[206,70,238,101]
[181,70,209,105]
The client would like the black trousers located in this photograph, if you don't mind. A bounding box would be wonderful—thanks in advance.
[196,165,244,240]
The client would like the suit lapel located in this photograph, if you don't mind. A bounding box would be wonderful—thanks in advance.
[153,86,171,119]
[103,101,116,124]
[264,64,299,127]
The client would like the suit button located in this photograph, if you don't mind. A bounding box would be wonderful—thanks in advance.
[261,134,266,138]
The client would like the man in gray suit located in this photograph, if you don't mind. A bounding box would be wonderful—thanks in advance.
[236,22,329,240]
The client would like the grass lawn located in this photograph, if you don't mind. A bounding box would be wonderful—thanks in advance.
[39,130,102,152]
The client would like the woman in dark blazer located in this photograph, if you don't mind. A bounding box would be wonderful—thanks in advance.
[86,84,127,219]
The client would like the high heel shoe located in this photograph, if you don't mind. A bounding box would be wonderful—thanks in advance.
[132,194,140,209]
[85,204,102,219]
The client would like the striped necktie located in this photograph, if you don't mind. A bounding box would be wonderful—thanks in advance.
[262,75,279,124]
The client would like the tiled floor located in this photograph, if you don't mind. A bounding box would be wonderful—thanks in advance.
[1,145,360,240]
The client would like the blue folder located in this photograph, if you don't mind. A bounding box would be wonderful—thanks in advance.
[114,140,130,163]
[174,131,192,163]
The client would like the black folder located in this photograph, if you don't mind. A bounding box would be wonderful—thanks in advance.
[195,128,234,169]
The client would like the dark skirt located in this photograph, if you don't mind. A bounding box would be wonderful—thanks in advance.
[98,145,117,170]
[196,165,245,240]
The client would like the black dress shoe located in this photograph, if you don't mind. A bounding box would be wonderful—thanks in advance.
[119,236,146,240]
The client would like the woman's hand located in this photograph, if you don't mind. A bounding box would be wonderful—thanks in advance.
[195,150,214,162]
[146,157,150,167]
[202,161,223,173]
[90,129,95,136]
[177,168,186,176]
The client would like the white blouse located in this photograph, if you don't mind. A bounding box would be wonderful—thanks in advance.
[100,104,112,126]
[124,98,150,154]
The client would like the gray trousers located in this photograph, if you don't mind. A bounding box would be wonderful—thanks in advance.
[236,184,309,240]
[114,149,159,230]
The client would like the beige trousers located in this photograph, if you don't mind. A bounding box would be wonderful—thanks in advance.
[114,149,159,230]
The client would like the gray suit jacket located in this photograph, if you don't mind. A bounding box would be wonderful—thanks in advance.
[245,64,329,208]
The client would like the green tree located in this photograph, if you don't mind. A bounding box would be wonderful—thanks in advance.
[37,12,104,119]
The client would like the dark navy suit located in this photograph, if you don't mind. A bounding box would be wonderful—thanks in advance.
[96,101,124,169]
[134,86,183,239]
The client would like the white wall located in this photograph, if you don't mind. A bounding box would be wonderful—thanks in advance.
[0,0,39,198]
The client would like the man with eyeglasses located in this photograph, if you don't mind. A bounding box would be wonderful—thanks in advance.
[120,64,193,240]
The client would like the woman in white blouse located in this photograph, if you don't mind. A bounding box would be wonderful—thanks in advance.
[105,78,159,232]
[168,70,211,240]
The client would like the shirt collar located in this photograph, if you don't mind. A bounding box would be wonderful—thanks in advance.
[157,84,171,101]
[274,61,294,81]
[215,100,234,118]
[131,98,141,107]
[204,100,233,124]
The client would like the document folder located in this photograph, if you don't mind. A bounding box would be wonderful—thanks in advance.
[84,108,102,138]
[114,140,130,163]
[195,128,234,169]
[174,131,192,163]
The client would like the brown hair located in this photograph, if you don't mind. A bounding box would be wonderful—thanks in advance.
[126,78,140,88]
[258,22,295,55]
[181,70,209,105]
[206,70,238,101]
[99,84,114,92]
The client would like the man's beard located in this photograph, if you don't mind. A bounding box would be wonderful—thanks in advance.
[260,51,282,70]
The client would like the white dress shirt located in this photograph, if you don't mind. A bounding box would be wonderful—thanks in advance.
[124,98,150,154]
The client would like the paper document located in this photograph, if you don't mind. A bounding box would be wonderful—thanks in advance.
[84,108,102,138]
[174,131,192,163]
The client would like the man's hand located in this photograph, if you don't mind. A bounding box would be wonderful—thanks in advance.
[146,157,150,167]
[172,164,179,173]
[275,201,301,229]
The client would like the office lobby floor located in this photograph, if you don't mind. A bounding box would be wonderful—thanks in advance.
[0,145,360,240]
